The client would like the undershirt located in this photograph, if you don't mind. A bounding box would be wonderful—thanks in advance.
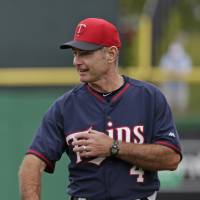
[88,76,126,102]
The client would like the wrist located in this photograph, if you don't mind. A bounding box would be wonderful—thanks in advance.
[109,140,120,157]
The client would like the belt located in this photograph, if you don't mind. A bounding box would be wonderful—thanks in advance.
[71,197,148,200]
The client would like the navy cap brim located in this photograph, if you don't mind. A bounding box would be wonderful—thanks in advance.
[60,41,103,51]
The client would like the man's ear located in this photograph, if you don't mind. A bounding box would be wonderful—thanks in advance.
[106,46,119,63]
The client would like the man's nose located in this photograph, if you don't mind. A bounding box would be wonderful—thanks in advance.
[73,55,83,66]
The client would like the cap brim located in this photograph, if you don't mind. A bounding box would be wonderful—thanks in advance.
[60,40,103,51]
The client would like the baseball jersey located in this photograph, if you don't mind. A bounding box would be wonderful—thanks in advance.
[27,76,182,200]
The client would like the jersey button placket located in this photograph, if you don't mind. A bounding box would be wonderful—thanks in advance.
[103,105,111,131]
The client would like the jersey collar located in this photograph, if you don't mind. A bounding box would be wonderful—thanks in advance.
[86,82,130,103]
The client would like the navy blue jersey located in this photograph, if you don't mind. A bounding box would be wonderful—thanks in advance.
[27,76,182,200]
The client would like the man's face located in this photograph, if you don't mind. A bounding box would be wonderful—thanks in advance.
[72,47,110,83]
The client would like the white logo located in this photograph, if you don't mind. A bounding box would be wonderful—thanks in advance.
[168,132,176,137]
[76,24,87,35]
[103,92,112,97]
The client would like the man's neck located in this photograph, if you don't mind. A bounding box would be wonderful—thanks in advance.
[88,74,124,93]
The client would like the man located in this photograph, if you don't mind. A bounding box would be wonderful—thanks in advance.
[159,41,192,114]
[19,18,182,200]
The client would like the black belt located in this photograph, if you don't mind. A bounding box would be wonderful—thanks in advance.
[71,197,148,200]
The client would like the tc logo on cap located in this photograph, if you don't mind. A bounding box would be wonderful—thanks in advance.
[75,24,87,36]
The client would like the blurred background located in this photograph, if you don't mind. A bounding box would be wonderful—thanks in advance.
[0,0,199,199]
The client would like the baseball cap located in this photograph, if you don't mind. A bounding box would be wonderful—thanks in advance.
[60,18,121,50]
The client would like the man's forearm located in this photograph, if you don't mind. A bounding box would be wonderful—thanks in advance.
[19,155,46,200]
[19,168,41,200]
[118,143,181,171]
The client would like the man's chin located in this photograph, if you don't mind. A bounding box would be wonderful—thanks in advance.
[79,78,88,83]
[79,76,97,83]
[79,76,93,83]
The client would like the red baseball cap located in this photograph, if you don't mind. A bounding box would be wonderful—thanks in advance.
[60,18,121,50]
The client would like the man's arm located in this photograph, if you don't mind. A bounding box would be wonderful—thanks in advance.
[72,129,181,171]
[117,142,181,171]
[18,154,46,200]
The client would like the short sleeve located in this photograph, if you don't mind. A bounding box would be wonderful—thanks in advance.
[152,89,182,157]
[27,100,65,173]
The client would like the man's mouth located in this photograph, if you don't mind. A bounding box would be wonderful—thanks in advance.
[79,69,89,73]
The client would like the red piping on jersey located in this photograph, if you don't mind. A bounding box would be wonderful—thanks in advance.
[27,149,54,172]
[86,83,130,103]
[111,83,130,102]
[155,141,181,153]
[86,84,105,102]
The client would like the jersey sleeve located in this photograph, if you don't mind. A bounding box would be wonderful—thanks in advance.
[152,89,182,157]
[27,99,65,173]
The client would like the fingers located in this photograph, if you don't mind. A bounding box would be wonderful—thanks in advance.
[79,149,91,158]
[72,129,96,158]
[73,128,99,140]
[72,130,92,157]
[74,131,90,140]
[72,129,96,146]
[73,144,91,153]
[72,129,109,158]
[73,143,93,158]
[72,139,89,146]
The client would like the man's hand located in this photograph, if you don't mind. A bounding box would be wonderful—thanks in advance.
[72,129,113,158]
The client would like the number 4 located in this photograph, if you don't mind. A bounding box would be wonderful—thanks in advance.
[130,166,144,183]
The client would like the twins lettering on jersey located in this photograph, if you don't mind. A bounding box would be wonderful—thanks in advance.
[107,121,144,144]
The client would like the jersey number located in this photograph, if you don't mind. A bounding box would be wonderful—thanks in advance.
[130,166,144,183]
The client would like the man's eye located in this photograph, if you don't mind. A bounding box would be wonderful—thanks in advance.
[73,51,94,56]
[79,51,93,56]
